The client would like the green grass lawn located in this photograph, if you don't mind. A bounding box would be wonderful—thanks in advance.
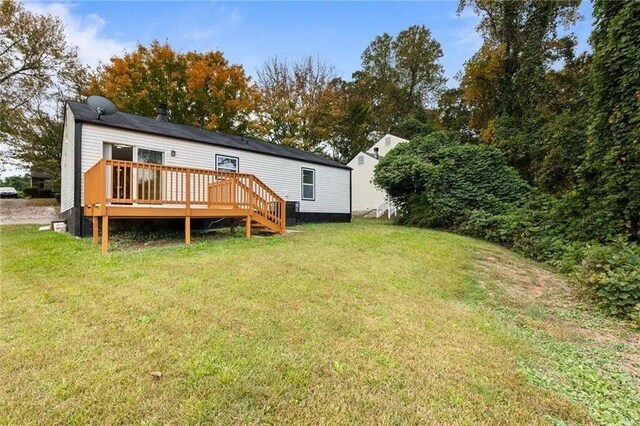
[1,220,638,425]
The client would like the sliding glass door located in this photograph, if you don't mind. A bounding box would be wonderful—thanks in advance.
[137,148,164,203]
[111,144,133,203]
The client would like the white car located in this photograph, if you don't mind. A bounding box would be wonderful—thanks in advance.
[0,187,18,198]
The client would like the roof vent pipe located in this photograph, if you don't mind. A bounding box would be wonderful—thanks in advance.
[373,147,379,159]
[156,103,168,122]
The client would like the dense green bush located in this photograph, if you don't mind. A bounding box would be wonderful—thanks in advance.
[38,189,54,198]
[23,187,38,198]
[22,187,55,198]
[575,242,640,319]
[374,132,529,228]
[460,193,569,262]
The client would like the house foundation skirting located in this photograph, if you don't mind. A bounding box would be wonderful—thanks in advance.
[62,207,92,237]
[297,212,351,223]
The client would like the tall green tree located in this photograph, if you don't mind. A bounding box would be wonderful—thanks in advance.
[532,53,591,193]
[578,0,640,241]
[355,25,445,133]
[457,0,585,189]
[0,0,86,188]
[458,0,580,131]
[328,78,377,163]
[10,111,63,188]
[437,87,472,139]
[256,55,341,151]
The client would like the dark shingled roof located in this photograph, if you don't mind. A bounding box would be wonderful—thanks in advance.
[29,170,53,179]
[67,101,350,170]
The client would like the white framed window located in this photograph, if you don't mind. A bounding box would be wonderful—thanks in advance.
[301,167,315,201]
[137,148,163,164]
[216,154,239,172]
[358,155,364,165]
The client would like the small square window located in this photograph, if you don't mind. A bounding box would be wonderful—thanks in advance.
[138,148,163,164]
[358,155,364,165]
[216,154,239,172]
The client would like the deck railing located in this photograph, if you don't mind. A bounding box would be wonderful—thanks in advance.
[84,159,286,231]
[84,159,106,208]
[206,173,286,230]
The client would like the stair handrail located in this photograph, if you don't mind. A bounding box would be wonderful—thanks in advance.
[207,171,285,234]
[375,199,397,219]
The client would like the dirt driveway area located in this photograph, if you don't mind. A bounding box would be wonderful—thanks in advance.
[0,199,61,225]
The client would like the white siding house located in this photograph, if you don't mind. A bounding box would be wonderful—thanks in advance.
[61,101,351,236]
[347,134,407,214]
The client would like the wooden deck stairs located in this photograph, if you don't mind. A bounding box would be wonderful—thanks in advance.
[84,159,286,252]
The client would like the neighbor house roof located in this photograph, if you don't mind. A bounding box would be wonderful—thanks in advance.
[29,171,53,179]
[67,101,350,170]
[362,152,379,160]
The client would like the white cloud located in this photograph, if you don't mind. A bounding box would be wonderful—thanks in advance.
[184,29,216,41]
[440,9,483,86]
[451,6,482,54]
[182,4,242,43]
[23,2,133,69]
[228,7,241,24]
[453,24,483,54]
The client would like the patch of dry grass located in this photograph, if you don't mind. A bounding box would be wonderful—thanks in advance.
[472,246,640,424]
[0,220,618,424]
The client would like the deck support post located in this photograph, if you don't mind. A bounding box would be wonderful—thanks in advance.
[185,216,191,245]
[101,216,109,254]
[245,215,251,239]
[92,217,99,245]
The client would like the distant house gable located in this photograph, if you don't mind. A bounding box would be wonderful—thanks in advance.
[367,134,408,158]
[347,134,407,213]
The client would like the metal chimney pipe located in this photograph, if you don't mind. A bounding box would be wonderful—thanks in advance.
[156,103,168,122]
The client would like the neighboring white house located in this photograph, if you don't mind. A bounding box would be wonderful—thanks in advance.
[347,134,408,215]
[61,101,352,236]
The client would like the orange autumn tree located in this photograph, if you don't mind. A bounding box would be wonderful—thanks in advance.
[87,41,259,134]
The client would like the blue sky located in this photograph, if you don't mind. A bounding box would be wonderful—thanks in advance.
[25,1,595,86]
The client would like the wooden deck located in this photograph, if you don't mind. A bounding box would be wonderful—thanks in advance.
[84,159,286,253]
